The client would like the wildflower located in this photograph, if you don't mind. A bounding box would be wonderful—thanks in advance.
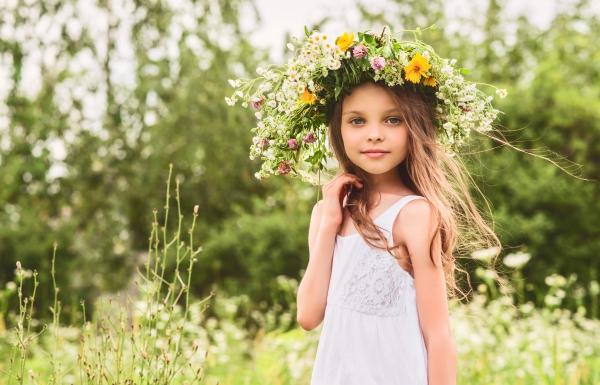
[471,246,500,263]
[496,88,508,99]
[287,138,299,150]
[249,96,264,110]
[302,132,316,144]
[442,122,456,132]
[423,76,437,87]
[278,160,292,175]
[335,32,354,52]
[352,43,368,59]
[404,52,431,83]
[370,56,386,72]
[503,251,531,269]
[545,273,567,287]
[300,87,317,105]
[231,79,243,88]
[326,57,341,70]
[544,294,561,307]
[258,137,269,149]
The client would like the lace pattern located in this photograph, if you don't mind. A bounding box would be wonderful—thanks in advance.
[339,246,413,317]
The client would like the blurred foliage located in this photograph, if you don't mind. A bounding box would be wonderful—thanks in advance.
[0,0,274,319]
[0,0,598,324]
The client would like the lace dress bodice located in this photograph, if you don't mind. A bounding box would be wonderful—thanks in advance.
[309,195,428,385]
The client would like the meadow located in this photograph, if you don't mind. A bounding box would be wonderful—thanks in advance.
[0,167,598,385]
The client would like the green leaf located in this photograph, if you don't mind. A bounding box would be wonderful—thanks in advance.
[383,44,392,57]
[304,26,310,37]
[364,34,376,46]
[335,84,342,99]
[460,67,471,75]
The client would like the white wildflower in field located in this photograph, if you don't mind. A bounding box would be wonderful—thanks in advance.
[471,246,500,263]
[503,251,531,268]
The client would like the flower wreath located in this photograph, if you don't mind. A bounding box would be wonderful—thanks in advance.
[225,25,507,186]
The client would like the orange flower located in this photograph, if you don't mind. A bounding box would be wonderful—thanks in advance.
[403,52,431,83]
[300,87,317,105]
[423,76,437,87]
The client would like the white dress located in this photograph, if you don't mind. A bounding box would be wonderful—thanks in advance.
[310,195,429,385]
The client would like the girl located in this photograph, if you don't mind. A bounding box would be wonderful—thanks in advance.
[226,26,506,385]
[295,80,486,385]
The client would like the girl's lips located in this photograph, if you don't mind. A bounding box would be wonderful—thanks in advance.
[362,152,388,158]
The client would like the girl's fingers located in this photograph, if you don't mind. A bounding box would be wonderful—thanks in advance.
[324,174,362,195]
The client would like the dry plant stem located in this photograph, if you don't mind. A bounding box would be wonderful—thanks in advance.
[50,242,62,385]
[134,163,208,384]
[7,163,211,385]
[9,264,43,385]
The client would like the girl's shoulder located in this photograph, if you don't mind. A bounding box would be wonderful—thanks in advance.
[399,196,432,218]
[392,197,437,242]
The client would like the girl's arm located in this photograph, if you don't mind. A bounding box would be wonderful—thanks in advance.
[296,173,363,331]
[296,199,339,331]
[396,199,458,385]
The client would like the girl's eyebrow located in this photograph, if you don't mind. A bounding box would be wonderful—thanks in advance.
[343,108,402,116]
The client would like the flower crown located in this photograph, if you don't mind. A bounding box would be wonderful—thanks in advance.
[225,26,507,186]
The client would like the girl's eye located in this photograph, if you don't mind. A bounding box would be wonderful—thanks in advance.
[349,117,403,125]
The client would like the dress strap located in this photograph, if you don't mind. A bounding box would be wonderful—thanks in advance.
[376,195,427,238]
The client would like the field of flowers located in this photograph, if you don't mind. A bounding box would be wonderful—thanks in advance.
[1,273,599,385]
[1,170,598,385]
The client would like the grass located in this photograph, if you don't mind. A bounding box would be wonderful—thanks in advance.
[0,164,599,384]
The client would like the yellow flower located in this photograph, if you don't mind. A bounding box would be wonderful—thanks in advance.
[404,52,431,83]
[300,87,317,105]
[335,32,354,52]
[423,76,437,87]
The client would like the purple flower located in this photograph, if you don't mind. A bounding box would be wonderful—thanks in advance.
[278,160,292,175]
[370,56,386,72]
[287,138,299,150]
[249,96,264,111]
[352,44,368,59]
[302,132,316,144]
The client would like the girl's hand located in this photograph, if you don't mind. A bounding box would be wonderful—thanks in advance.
[320,173,363,228]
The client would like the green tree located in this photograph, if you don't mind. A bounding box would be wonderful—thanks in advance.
[0,0,268,320]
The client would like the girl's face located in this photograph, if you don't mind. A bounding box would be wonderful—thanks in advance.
[340,82,409,179]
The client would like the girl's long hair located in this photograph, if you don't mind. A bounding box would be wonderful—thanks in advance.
[326,80,505,300]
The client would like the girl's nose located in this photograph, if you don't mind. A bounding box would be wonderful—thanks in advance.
[367,125,384,141]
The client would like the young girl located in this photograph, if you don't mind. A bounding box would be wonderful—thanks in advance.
[226,26,506,385]
[298,81,465,385]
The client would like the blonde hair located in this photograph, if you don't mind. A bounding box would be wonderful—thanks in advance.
[326,80,507,300]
